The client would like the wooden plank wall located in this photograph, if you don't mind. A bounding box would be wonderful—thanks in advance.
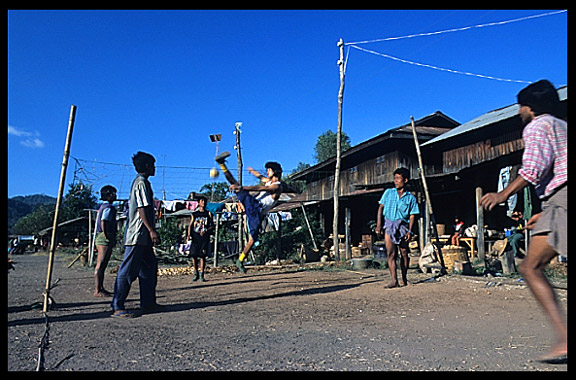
[443,132,524,173]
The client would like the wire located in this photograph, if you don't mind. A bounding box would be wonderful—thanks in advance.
[349,44,533,84]
[345,10,566,46]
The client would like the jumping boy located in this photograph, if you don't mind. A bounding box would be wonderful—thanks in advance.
[375,167,419,288]
[215,151,283,273]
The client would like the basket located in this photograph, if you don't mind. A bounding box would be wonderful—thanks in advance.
[441,246,469,272]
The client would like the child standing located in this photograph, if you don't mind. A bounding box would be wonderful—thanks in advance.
[186,196,214,281]
[94,185,117,297]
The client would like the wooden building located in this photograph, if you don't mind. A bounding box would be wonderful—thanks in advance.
[421,85,567,233]
[289,85,567,257]
[289,111,459,250]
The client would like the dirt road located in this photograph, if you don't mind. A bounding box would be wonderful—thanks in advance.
[8,254,567,371]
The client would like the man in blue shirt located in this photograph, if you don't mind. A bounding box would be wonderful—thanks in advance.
[376,167,419,288]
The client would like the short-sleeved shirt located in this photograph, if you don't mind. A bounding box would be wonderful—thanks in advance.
[124,174,156,246]
[95,201,117,237]
[517,114,567,199]
[379,188,419,224]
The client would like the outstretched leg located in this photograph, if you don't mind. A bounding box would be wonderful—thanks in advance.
[215,151,239,186]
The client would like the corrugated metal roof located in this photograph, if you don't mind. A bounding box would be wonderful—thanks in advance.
[422,85,567,146]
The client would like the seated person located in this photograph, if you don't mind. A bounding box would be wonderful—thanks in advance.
[506,211,526,258]
[449,216,465,246]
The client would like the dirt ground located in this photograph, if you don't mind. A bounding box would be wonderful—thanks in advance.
[8,253,567,371]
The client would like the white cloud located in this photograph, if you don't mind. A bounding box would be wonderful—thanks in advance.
[21,137,45,148]
[8,125,31,137]
[8,125,45,149]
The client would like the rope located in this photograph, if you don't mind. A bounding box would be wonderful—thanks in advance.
[349,44,533,84]
[345,10,566,46]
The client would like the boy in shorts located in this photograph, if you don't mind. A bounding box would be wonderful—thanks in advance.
[94,185,117,297]
[480,80,567,363]
[186,196,214,281]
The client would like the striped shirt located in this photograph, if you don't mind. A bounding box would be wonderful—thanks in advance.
[379,188,419,223]
[518,114,567,199]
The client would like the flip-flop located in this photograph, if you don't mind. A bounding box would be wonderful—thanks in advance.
[111,310,134,318]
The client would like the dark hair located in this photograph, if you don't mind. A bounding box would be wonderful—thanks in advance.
[197,195,207,203]
[132,151,155,173]
[265,161,282,178]
[517,80,561,117]
[100,185,117,200]
[393,167,410,181]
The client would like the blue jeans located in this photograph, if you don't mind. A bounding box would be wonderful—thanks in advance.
[235,189,263,242]
[111,245,157,311]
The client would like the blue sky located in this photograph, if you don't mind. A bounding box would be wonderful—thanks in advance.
[8,10,567,200]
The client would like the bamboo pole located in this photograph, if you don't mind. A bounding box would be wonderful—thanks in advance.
[235,122,244,256]
[332,38,345,260]
[43,105,77,312]
[409,116,446,274]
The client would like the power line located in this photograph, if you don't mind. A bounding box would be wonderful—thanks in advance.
[345,10,566,46]
[349,44,533,84]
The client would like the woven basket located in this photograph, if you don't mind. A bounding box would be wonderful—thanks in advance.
[441,246,469,271]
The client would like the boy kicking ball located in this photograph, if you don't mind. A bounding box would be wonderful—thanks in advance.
[215,151,283,273]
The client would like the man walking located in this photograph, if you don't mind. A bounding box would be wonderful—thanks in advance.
[111,151,161,318]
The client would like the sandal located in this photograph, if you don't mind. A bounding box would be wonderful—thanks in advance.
[111,310,134,318]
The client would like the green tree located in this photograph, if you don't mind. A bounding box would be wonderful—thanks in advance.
[157,217,184,252]
[199,182,230,202]
[61,183,98,221]
[11,204,55,235]
[314,130,351,163]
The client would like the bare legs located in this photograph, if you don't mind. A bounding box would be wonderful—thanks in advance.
[384,233,409,288]
[519,234,567,362]
[94,245,113,297]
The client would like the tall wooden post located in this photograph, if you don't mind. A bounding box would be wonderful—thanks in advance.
[410,116,445,273]
[476,187,485,261]
[332,38,345,260]
[345,207,351,260]
[43,105,77,312]
[213,213,220,267]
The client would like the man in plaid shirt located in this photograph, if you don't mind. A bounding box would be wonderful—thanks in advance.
[481,80,567,364]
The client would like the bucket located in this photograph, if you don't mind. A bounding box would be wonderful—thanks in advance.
[351,257,373,270]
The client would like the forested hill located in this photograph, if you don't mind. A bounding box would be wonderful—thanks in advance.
[8,194,57,228]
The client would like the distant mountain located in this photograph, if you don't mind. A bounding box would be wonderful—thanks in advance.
[8,194,57,229]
